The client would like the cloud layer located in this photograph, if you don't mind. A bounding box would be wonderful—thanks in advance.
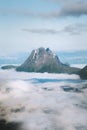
[0,69,87,130]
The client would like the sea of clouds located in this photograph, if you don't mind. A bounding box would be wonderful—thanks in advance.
[0,69,87,130]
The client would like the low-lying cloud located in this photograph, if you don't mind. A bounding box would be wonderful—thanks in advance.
[0,69,87,130]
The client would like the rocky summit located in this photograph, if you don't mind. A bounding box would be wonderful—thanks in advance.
[16,47,80,74]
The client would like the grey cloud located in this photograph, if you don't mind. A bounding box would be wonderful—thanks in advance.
[1,1,87,18]
[22,23,87,35]
[63,23,87,35]
[61,2,87,16]
[46,0,87,17]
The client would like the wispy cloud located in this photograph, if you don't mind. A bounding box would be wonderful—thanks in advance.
[22,23,87,35]
[22,28,60,34]
[63,23,87,35]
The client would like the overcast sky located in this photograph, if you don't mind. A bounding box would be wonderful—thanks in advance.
[0,0,87,56]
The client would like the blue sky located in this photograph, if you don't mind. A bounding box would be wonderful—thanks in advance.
[0,0,87,55]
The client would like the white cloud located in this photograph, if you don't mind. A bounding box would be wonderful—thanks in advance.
[0,69,87,129]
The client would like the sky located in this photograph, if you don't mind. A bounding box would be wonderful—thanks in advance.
[0,0,87,56]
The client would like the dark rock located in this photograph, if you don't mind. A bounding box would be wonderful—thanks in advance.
[0,119,21,130]
[79,65,87,79]
[61,86,82,93]
[16,47,80,74]
[1,65,17,70]
[42,87,54,91]
[61,86,74,92]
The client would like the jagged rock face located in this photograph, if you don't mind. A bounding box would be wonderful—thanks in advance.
[16,47,80,73]
[79,65,87,79]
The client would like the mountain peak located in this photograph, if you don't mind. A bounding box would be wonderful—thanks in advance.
[29,47,59,63]
[16,47,80,73]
